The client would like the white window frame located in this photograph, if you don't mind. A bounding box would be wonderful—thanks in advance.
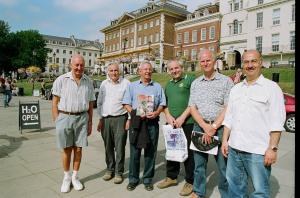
[257,12,263,28]
[138,37,142,46]
[155,19,160,26]
[143,36,147,45]
[191,49,197,60]
[177,33,182,44]
[138,24,142,31]
[209,26,215,39]
[256,36,262,53]
[184,32,189,43]
[272,8,280,25]
[192,30,197,42]
[144,23,148,30]
[201,28,206,41]
[292,4,295,22]
[272,33,279,52]
[150,21,154,28]
[290,31,295,50]
[155,33,159,42]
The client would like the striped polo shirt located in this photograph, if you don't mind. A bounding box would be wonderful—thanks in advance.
[52,72,95,113]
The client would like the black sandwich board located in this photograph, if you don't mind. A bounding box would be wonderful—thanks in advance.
[19,101,41,134]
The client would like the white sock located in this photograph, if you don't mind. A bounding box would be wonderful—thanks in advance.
[64,171,71,178]
[72,171,78,178]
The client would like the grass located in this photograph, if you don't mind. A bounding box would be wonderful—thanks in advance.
[16,68,294,96]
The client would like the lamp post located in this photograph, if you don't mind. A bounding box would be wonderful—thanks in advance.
[122,38,128,78]
[148,41,152,55]
[53,52,56,76]
[32,50,36,95]
[99,47,103,76]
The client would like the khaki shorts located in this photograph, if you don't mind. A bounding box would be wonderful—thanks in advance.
[55,112,88,149]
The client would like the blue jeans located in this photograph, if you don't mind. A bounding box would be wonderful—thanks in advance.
[128,122,159,185]
[193,124,228,198]
[226,147,271,198]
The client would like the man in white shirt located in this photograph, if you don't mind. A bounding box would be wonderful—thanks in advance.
[221,49,286,198]
[52,54,95,193]
[97,63,130,184]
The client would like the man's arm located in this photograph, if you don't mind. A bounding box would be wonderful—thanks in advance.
[123,104,133,113]
[264,131,281,166]
[87,101,93,136]
[175,106,191,128]
[221,126,231,158]
[52,95,60,121]
[164,107,176,127]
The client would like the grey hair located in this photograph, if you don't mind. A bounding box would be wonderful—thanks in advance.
[138,61,152,69]
[107,62,121,71]
[198,48,216,61]
[166,58,183,68]
[71,54,85,64]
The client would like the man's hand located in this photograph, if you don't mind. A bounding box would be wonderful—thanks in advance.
[201,123,216,144]
[125,119,130,130]
[175,115,185,128]
[146,111,159,119]
[264,148,278,166]
[221,140,229,158]
[88,121,92,136]
[97,119,104,132]
[166,114,176,127]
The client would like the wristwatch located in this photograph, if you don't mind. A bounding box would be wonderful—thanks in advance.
[211,123,218,130]
[271,146,278,152]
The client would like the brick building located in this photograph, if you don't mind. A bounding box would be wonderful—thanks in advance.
[100,0,189,73]
[174,1,221,71]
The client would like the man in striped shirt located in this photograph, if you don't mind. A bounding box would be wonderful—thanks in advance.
[52,54,95,193]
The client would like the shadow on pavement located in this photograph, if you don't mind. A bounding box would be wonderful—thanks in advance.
[0,135,28,158]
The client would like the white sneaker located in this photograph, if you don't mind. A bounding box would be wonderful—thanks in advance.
[61,176,71,193]
[72,176,83,191]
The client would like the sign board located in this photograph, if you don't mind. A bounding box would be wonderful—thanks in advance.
[19,101,41,133]
[33,89,40,97]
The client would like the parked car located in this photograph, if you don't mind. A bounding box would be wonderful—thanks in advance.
[284,93,295,133]
[93,79,102,108]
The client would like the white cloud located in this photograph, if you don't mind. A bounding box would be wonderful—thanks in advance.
[27,5,41,13]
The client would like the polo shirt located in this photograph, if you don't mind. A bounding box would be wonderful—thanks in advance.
[165,74,195,124]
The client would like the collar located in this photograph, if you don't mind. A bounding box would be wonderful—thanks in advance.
[199,72,221,81]
[107,76,121,84]
[170,74,186,83]
[242,74,265,86]
[65,71,87,81]
[139,79,154,85]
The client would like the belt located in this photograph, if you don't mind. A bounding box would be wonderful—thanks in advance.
[203,119,214,124]
[59,110,86,115]
[104,113,128,119]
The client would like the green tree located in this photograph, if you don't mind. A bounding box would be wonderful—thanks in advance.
[12,30,49,72]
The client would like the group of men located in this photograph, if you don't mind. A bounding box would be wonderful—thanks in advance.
[52,49,286,198]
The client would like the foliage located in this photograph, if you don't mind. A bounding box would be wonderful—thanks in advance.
[0,20,49,74]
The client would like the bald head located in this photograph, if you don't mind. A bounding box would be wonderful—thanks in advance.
[242,49,262,61]
[71,54,85,65]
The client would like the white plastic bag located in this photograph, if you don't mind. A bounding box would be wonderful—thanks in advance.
[162,124,188,162]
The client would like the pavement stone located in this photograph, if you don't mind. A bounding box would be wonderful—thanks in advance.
[0,96,295,198]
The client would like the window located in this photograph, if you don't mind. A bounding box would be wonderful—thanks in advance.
[258,0,263,4]
[155,19,160,26]
[183,50,189,57]
[112,44,115,51]
[290,31,295,50]
[83,52,86,56]
[144,23,148,30]
[184,32,189,43]
[272,8,280,25]
[256,36,262,53]
[144,36,147,45]
[257,12,263,28]
[155,33,159,42]
[192,30,197,42]
[229,25,232,35]
[292,4,295,22]
[126,28,129,34]
[272,34,279,52]
[230,3,233,12]
[239,24,242,33]
[63,50,66,54]
[138,37,142,46]
[233,20,238,34]
[138,24,142,31]
[209,46,214,52]
[201,28,206,41]
[89,59,91,66]
[69,51,72,55]
[116,43,119,50]
[191,49,197,60]
[49,57,52,63]
[56,58,59,64]
[89,53,91,56]
[130,39,134,48]
[150,21,154,28]
[177,33,182,44]
[56,49,59,53]
[150,34,153,43]
[63,58,66,64]
[209,26,215,39]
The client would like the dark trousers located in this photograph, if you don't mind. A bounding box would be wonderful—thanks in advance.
[129,122,159,185]
[101,115,127,175]
[166,123,194,184]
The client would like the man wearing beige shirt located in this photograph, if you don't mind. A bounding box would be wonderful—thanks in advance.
[97,63,130,184]
[52,54,95,193]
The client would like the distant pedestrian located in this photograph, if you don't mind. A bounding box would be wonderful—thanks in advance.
[52,54,95,193]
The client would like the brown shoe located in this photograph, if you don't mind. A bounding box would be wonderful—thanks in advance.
[179,182,193,196]
[102,172,113,181]
[190,192,200,198]
[157,177,177,189]
[114,175,123,184]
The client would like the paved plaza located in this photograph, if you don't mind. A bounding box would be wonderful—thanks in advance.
[0,96,295,198]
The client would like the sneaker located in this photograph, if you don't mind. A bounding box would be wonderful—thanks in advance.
[60,176,71,193]
[114,175,123,184]
[180,182,193,196]
[157,177,177,189]
[103,172,113,181]
[144,183,154,191]
[190,192,201,198]
[72,176,83,191]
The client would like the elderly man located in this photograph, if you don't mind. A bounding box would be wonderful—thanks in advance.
[52,54,95,193]
[97,63,130,184]
[189,49,234,198]
[157,59,195,196]
[221,50,286,198]
[122,61,166,191]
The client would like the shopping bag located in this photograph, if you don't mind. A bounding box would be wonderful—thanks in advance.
[162,124,188,162]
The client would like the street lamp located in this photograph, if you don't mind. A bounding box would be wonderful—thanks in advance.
[53,52,56,75]
[32,50,36,95]
[122,38,128,78]
[148,41,152,55]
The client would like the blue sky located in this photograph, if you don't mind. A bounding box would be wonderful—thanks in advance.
[0,0,210,42]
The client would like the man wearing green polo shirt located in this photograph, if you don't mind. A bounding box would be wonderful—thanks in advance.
[157,59,195,196]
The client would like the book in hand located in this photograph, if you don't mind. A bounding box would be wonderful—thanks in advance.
[136,94,154,116]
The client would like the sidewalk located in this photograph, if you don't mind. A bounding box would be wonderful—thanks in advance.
[0,96,295,198]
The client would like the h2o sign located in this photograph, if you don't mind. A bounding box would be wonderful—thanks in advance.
[19,101,41,133]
